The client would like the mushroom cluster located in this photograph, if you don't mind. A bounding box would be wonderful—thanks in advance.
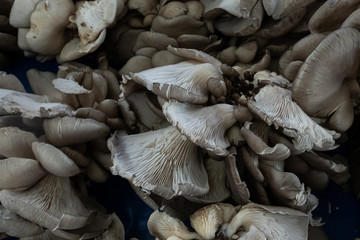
[2,0,360,239]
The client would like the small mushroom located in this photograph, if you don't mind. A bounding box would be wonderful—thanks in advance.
[32,141,81,177]
[43,116,110,146]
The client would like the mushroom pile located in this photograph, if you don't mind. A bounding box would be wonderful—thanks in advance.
[2,0,360,239]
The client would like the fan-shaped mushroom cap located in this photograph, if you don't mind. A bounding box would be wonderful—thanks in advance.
[0,89,74,119]
[147,210,201,240]
[190,203,237,239]
[248,85,339,152]
[292,27,360,132]
[186,158,230,203]
[52,78,91,95]
[130,60,224,104]
[224,203,309,240]
[0,127,38,158]
[108,125,209,199]
[263,0,315,20]
[43,116,110,146]
[0,157,46,189]
[0,206,44,238]
[163,100,237,156]
[32,141,81,177]
[26,0,75,55]
[0,174,95,231]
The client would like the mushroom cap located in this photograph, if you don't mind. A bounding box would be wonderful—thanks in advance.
[108,126,209,199]
[201,0,258,18]
[26,0,75,55]
[71,0,120,45]
[186,158,230,203]
[147,210,201,240]
[130,60,223,104]
[292,27,360,132]
[31,141,81,177]
[0,157,47,189]
[248,85,339,152]
[0,174,95,231]
[9,0,41,28]
[43,116,110,146]
[0,206,44,238]
[224,203,309,240]
[0,127,38,159]
[0,89,74,119]
[163,100,237,156]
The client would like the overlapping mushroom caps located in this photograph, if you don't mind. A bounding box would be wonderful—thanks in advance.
[4,0,360,239]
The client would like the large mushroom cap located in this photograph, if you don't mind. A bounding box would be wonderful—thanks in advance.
[292,27,360,132]
[108,125,209,199]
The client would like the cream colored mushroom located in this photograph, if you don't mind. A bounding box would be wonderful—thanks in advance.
[147,210,201,240]
[108,125,209,199]
[248,85,339,152]
[0,174,95,231]
[162,100,238,156]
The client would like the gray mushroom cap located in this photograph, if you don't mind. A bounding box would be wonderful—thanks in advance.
[108,125,209,199]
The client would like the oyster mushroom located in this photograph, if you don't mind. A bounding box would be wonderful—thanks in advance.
[70,0,123,45]
[0,89,74,119]
[224,203,310,240]
[0,157,46,189]
[0,127,38,158]
[162,100,240,156]
[262,0,315,20]
[248,85,339,152]
[42,116,110,146]
[26,0,75,55]
[147,210,201,240]
[31,141,81,177]
[186,158,230,204]
[0,206,44,238]
[108,125,209,199]
[0,174,95,231]
[292,27,360,132]
[189,203,237,240]
[129,60,225,104]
